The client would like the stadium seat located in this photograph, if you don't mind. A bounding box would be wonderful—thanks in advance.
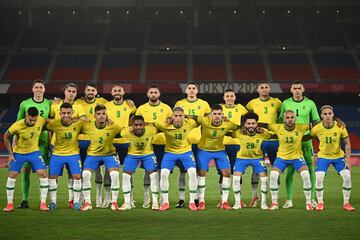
[231,54,266,81]
[99,54,141,82]
[194,54,227,81]
[146,54,186,82]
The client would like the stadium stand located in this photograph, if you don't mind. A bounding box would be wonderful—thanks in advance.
[231,54,266,81]
[62,21,104,48]
[99,54,141,82]
[226,17,259,47]
[150,20,187,46]
[146,54,187,82]
[107,21,145,49]
[192,20,224,46]
[193,54,226,81]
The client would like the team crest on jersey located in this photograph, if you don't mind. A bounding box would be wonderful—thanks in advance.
[160,109,164,112]
[302,106,306,110]
[334,132,337,136]
[235,109,238,112]
[124,107,127,111]
[221,128,225,131]
[271,103,274,107]
[295,132,299,136]
[106,132,110,137]
[198,106,201,109]
[146,138,149,141]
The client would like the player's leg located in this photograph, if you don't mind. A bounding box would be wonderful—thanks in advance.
[104,155,120,211]
[314,158,329,211]
[48,155,63,210]
[19,162,31,208]
[252,159,268,209]
[216,151,232,210]
[197,150,211,210]
[178,151,198,211]
[284,164,295,208]
[81,156,99,211]
[65,155,82,211]
[120,155,137,210]
[269,158,288,211]
[224,144,239,206]
[175,160,187,208]
[302,140,316,205]
[159,153,176,211]
[334,158,355,211]
[142,154,159,210]
[102,170,111,208]
[78,140,90,206]
[94,166,103,208]
[249,170,259,207]
[232,159,248,209]
[294,158,312,210]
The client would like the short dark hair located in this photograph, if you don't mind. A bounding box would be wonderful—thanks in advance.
[86,83,97,89]
[211,104,223,111]
[27,107,39,117]
[94,105,106,112]
[64,83,78,90]
[133,115,144,122]
[187,81,198,88]
[173,106,184,113]
[243,112,259,122]
[257,81,269,87]
[60,102,73,110]
[148,84,159,90]
[291,81,303,86]
[224,88,235,93]
[32,79,45,87]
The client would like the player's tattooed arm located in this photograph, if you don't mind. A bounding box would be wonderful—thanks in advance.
[343,137,352,169]
[3,131,15,166]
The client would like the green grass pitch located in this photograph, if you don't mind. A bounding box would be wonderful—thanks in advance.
[0,167,359,240]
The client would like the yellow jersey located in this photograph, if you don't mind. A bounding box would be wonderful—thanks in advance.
[197,116,238,151]
[310,121,348,159]
[221,103,248,145]
[105,100,137,144]
[8,117,46,154]
[269,124,310,160]
[232,129,271,159]
[82,121,122,156]
[246,97,282,124]
[76,97,108,141]
[175,98,211,144]
[120,126,158,156]
[136,102,172,145]
[155,119,198,154]
[46,119,85,156]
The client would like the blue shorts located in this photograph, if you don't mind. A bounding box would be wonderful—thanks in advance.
[273,157,307,173]
[176,144,198,171]
[261,140,279,164]
[234,158,267,174]
[49,154,82,176]
[197,149,230,172]
[10,151,47,173]
[316,157,347,173]
[162,151,196,171]
[83,155,120,171]
[79,140,91,162]
[114,143,129,165]
[123,154,158,172]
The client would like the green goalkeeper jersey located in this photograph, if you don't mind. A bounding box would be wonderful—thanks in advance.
[17,98,52,144]
[279,97,320,134]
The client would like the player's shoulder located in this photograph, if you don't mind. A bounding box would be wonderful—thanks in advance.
[96,97,108,104]
[175,98,186,105]
[270,97,282,104]
[282,97,294,104]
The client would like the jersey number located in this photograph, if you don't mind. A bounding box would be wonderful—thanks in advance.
[295,109,299,116]
[285,136,294,144]
[325,137,332,144]
[30,132,34,138]
[246,143,255,149]
[264,107,268,114]
[175,133,183,140]
[153,112,157,120]
[40,110,44,117]
[116,111,121,118]
[188,109,195,115]
[228,112,232,118]
[65,132,72,139]
[136,142,145,148]
[99,137,104,144]
[212,131,217,137]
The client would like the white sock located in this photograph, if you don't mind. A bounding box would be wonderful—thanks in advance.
[340,169,352,204]
[221,177,231,203]
[73,179,82,204]
[187,168,198,203]
[178,172,186,201]
[160,169,170,204]
[49,178,57,204]
[233,175,241,203]
[82,170,92,203]
[300,170,311,204]
[315,171,325,203]
[110,171,119,204]
[6,177,16,204]
[143,172,150,201]
[68,179,74,202]
[104,186,111,201]
[260,176,268,204]
[270,171,280,203]
[150,172,159,204]
[39,178,49,203]
[96,183,102,201]
[122,173,132,204]
[197,176,206,202]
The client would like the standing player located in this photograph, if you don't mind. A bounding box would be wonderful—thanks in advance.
[231,112,270,210]
[81,105,122,211]
[46,103,84,211]
[49,82,86,208]
[119,115,159,211]
[105,85,137,207]
[221,89,247,207]
[279,82,319,208]
[311,105,355,211]
[16,79,51,209]
[196,104,238,210]
[77,83,109,208]
[156,107,199,211]
[136,85,172,208]
[268,110,313,211]
[3,107,49,212]
[246,82,282,207]
[175,82,211,207]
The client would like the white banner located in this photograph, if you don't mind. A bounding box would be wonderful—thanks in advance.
[179,83,283,94]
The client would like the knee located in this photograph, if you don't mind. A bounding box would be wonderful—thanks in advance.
[161,169,170,179]
[82,170,92,180]
[187,167,197,177]
[37,170,47,178]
